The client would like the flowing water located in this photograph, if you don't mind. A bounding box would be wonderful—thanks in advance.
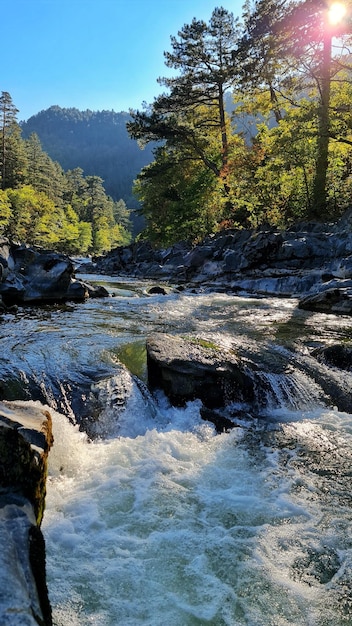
[2,275,352,625]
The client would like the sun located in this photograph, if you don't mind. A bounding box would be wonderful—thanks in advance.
[327,2,347,25]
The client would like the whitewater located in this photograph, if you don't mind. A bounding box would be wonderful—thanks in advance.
[4,275,351,625]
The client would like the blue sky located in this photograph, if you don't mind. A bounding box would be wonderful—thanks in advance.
[4,0,243,121]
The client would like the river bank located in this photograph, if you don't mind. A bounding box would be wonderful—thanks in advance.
[89,211,352,314]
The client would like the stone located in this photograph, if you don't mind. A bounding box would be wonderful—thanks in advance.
[312,345,352,370]
[0,243,110,306]
[147,286,168,295]
[0,401,53,625]
[20,252,73,303]
[200,407,240,432]
[66,278,110,301]
[299,287,352,315]
[146,334,257,409]
[0,401,53,525]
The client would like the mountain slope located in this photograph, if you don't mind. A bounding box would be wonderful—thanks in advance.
[21,106,155,207]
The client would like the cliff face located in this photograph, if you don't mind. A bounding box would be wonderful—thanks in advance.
[0,401,53,626]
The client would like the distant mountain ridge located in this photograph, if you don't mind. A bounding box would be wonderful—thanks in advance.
[20,106,155,208]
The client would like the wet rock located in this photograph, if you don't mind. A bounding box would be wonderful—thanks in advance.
[147,286,168,295]
[18,251,74,303]
[200,406,240,432]
[85,282,110,298]
[312,345,352,371]
[146,334,257,409]
[66,278,109,300]
[0,401,53,524]
[66,278,89,300]
[0,241,109,306]
[0,401,53,625]
[299,287,352,315]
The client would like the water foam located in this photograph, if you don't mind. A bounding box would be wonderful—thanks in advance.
[43,400,352,626]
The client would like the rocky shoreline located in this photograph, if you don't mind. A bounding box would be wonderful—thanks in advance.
[0,241,109,311]
[88,211,352,314]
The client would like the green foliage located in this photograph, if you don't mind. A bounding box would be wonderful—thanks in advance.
[0,189,12,232]
[0,94,133,255]
[128,1,352,244]
[237,0,352,217]
[134,143,228,246]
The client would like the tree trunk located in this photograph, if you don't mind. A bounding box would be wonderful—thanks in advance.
[311,32,332,218]
[218,82,228,169]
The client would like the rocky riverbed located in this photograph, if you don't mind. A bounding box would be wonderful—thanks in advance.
[88,210,352,314]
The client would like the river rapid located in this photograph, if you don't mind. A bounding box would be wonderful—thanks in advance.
[2,274,352,625]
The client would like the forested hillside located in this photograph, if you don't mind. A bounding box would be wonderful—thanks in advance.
[21,107,155,209]
[0,92,133,255]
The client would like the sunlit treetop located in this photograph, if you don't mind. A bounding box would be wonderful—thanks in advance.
[327,1,347,25]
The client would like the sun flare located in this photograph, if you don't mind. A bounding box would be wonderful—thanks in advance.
[328,1,347,25]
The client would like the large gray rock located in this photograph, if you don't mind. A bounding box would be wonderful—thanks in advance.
[0,401,53,625]
[146,334,257,409]
[299,286,352,315]
[0,242,109,306]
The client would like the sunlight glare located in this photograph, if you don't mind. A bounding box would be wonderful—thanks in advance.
[328,2,347,25]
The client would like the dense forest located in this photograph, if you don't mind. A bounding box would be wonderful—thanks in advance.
[0,93,134,255]
[20,107,156,213]
[127,1,352,246]
[2,1,352,253]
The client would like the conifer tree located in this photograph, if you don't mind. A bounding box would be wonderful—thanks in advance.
[127,7,241,195]
[0,91,26,189]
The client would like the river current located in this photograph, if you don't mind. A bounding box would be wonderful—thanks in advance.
[2,274,352,625]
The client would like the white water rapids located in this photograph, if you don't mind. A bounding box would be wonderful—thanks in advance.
[3,276,352,625]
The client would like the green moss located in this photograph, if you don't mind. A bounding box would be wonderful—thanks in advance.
[184,336,224,351]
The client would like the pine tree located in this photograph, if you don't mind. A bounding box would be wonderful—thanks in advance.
[0,91,25,189]
[127,8,241,195]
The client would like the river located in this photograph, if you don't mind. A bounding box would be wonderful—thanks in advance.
[2,274,352,625]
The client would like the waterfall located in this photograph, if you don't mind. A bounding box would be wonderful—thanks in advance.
[256,369,327,412]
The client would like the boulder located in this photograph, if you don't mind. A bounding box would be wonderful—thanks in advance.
[146,334,257,409]
[312,345,352,370]
[0,242,110,306]
[17,251,74,303]
[299,287,352,315]
[0,401,53,625]
[147,285,168,295]
[0,401,53,525]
